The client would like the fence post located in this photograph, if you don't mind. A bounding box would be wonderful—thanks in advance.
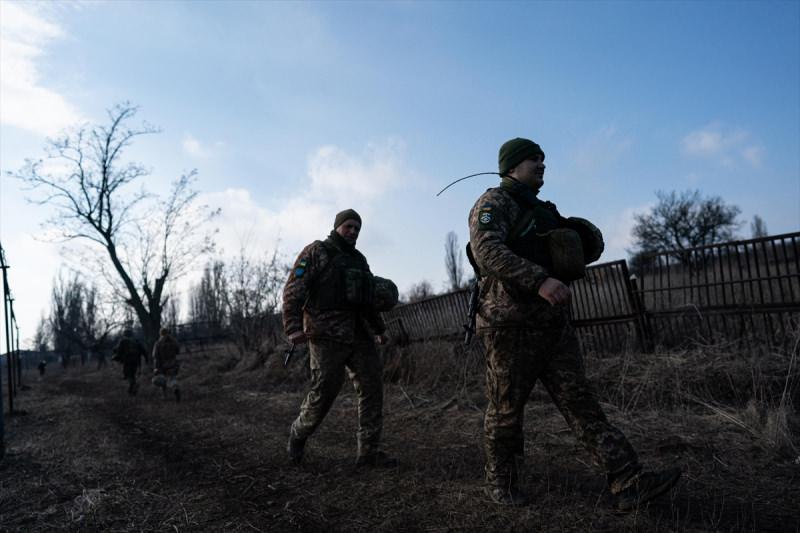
[623,263,654,353]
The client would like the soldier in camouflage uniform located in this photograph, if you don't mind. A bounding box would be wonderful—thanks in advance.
[152,328,181,402]
[283,209,396,467]
[468,138,681,509]
[113,328,149,396]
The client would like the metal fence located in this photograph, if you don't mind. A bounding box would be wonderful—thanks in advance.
[635,232,800,350]
[382,232,800,354]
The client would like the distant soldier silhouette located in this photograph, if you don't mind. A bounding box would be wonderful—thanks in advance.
[113,329,149,396]
[91,341,107,371]
[152,328,181,402]
[37,360,47,380]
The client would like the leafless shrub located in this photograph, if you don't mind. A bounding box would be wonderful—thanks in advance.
[48,272,117,367]
[444,231,465,291]
[405,280,436,303]
[224,247,288,365]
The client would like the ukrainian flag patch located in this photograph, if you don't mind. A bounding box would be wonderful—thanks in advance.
[295,258,308,278]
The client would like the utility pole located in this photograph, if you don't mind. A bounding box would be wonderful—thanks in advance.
[0,243,9,457]
[16,323,22,389]
[2,260,14,413]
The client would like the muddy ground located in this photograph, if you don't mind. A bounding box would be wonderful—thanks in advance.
[1,342,798,532]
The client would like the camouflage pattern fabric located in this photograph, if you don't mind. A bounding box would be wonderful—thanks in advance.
[152,334,180,376]
[481,326,641,490]
[115,337,148,366]
[468,186,562,329]
[282,235,386,344]
[469,184,642,494]
[114,337,148,394]
[290,338,384,456]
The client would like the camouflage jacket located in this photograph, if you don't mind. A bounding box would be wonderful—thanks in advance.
[114,337,148,366]
[282,232,386,344]
[152,335,180,371]
[468,183,569,329]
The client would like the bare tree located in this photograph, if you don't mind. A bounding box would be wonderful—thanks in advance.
[12,103,218,348]
[405,280,435,303]
[33,315,50,353]
[630,190,740,266]
[162,291,181,330]
[190,260,228,331]
[48,273,117,367]
[444,231,464,291]
[226,248,288,357]
[751,215,768,238]
[50,273,84,367]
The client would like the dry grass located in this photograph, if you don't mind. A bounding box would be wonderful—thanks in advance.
[0,336,798,532]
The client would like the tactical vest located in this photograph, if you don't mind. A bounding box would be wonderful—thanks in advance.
[467,187,587,282]
[309,239,375,311]
[506,195,562,273]
[117,338,144,365]
[156,337,179,368]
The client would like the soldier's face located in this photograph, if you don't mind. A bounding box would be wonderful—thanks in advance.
[510,155,545,192]
[336,219,361,244]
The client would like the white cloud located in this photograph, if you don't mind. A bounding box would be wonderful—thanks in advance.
[681,122,764,167]
[307,138,405,203]
[182,134,224,159]
[200,138,407,261]
[742,145,765,167]
[0,2,83,136]
[599,203,652,262]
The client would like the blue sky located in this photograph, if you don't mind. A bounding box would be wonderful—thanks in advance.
[1,0,798,349]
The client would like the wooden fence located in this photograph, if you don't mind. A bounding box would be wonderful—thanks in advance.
[382,232,800,354]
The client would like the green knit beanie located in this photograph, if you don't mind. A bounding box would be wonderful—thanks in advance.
[498,138,544,175]
[334,208,362,229]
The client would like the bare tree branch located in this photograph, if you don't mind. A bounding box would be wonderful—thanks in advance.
[10,102,217,348]
[444,231,464,291]
[629,190,741,268]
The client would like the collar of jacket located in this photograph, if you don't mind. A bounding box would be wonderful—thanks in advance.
[326,230,357,253]
[499,177,540,207]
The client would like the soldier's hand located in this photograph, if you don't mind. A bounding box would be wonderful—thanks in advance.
[288,331,308,344]
[538,277,571,306]
[375,334,388,345]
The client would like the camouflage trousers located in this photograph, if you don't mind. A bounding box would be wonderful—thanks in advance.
[290,338,384,457]
[480,325,641,493]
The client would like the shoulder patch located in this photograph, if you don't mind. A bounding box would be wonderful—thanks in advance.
[294,258,308,278]
[478,205,495,230]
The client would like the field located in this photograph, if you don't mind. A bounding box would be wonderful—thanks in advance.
[1,337,798,532]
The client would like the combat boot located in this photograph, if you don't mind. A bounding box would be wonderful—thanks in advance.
[484,485,529,506]
[614,467,682,511]
[355,451,398,468]
[287,433,306,465]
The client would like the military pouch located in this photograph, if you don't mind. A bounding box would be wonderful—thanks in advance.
[544,228,586,281]
[344,268,375,306]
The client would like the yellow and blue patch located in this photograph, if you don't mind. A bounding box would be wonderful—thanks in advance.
[294,258,308,278]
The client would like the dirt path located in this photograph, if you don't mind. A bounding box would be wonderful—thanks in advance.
[1,348,798,532]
